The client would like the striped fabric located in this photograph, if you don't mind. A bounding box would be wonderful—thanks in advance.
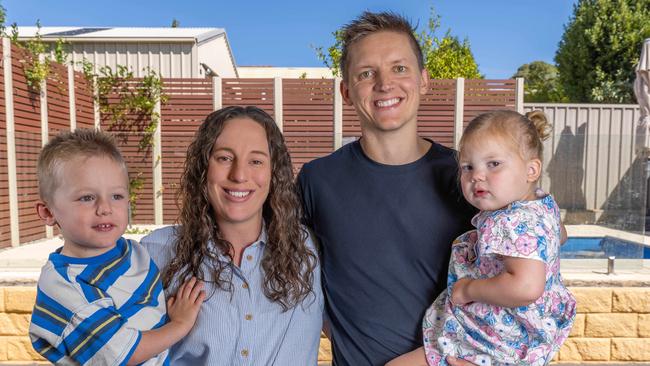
[29,238,170,366]
[141,225,323,366]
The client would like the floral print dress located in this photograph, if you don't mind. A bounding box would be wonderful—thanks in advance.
[422,195,576,366]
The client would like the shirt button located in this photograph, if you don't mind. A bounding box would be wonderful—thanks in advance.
[246,255,253,261]
[242,283,248,289]
[245,314,253,321]
[241,349,249,357]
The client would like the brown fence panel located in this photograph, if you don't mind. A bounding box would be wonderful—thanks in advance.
[74,69,95,129]
[46,62,71,138]
[160,78,213,223]
[0,44,9,247]
[283,79,335,174]
[463,79,516,125]
[100,81,154,224]
[222,78,274,116]
[12,44,45,243]
[420,79,457,147]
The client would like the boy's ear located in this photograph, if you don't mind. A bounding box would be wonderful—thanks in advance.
[35,201,57,226]
[526,158,542,183]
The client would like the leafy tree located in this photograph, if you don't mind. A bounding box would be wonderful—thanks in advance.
[555,0,650,103]
[171,19,180,28]
[314,9,482,79]
[513,61,567,102]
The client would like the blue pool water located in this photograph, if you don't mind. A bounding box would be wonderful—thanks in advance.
[561,236,650,259]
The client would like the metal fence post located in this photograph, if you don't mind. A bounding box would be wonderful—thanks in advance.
[3,38,19,246]
[153,99,163,225]
[274,77,283,132]
[68,64,77,131]
[39,54,53,239]
[334,77,343,150]
[454,78,465,150]
[515,77,525,114]
[213,76,222,110]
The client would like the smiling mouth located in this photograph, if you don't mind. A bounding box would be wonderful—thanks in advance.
[93,224,115,231]
[225,189,251,198]
[375,97,401,108]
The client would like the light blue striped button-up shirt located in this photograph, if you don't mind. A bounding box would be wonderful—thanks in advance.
[140,225,323,366]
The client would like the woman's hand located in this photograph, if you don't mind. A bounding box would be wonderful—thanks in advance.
[450,278,473,306]
[167,277,205,335]
[447,356,478,366]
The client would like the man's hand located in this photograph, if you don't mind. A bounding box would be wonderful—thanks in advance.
[447,356,477,366]
[450,278,473,306]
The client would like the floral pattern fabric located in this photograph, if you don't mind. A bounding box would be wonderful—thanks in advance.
[422,195,576,366]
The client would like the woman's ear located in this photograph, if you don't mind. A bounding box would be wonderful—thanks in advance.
[35,201,57,226]
[526,158,542,183]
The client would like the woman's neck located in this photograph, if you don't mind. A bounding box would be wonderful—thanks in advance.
[218,219,263,266]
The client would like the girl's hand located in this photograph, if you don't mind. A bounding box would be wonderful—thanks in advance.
[447,356,477,366]
[450,278,473,306]
[167,277,205,335]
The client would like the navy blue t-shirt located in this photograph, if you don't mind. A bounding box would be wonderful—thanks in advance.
[297,139,476,366]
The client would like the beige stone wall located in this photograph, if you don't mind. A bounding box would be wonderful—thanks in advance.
[2,286,650,364]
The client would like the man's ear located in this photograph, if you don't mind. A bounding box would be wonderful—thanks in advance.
[419,68,430,95]
[35,201,57,226]
[527,158,542,183]
[340,80,353,106]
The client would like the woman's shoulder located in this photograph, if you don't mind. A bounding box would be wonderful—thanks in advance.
[140,225,180,269]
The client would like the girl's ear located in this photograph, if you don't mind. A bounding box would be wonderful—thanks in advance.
[526,158,542,183]
[35,201,58,227]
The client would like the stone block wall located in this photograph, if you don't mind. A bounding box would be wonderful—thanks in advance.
[1,286,650,364]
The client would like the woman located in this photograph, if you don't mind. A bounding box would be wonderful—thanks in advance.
[141,106,322,365]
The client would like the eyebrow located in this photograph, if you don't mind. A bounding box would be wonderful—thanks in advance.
[213,147,269,157]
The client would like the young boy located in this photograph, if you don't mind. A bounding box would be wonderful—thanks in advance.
[29,129,204,365]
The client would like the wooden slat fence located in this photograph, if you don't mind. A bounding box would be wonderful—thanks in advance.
[0,44,8,246]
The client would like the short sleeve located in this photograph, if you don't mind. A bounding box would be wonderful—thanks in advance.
[476,202,557,263]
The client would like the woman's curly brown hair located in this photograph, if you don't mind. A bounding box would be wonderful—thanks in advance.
[162,106,317,311]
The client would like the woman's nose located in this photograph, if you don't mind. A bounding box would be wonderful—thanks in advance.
[228,160,248,182]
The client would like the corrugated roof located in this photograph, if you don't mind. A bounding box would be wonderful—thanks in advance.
[16,26,226,43]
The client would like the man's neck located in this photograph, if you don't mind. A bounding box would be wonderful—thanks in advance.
[359,128,431,165]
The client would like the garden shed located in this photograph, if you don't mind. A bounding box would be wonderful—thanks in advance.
[16,26,238,78]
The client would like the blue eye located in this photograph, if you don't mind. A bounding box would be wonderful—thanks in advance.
[358,70,374,80]
[79,195,94,202]
[112,194,125,201]
[460,165,472,172]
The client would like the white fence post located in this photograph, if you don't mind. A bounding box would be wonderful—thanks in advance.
[213,76,222,111]
[152,100,163,225]
[68,64,77,131]
[515,77,525,114]
[334,77,343,150]
[93,76,101,130]
[274,77,283,132]
[3,38,19,246]
[454,78,465,150]
[39,54,53,239]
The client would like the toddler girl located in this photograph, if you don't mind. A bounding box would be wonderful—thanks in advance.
[388,110,576,366]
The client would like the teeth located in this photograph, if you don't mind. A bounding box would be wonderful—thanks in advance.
[376,98,400,107]
[227,190,250,198]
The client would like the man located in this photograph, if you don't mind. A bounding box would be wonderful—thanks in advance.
[297,11,477,366]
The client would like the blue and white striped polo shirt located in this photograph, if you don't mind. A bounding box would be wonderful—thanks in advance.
[29,237,169,365]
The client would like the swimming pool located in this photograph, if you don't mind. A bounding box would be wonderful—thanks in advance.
[561,236,650,259]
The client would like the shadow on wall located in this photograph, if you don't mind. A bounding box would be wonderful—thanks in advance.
[547,124,587,212]
[597,153,648,233]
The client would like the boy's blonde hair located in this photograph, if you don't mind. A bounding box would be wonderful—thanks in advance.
[37,129,127,202]
[459,109,552,162]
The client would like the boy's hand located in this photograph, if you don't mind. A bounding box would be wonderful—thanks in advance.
[167,277,205,335]
[450,278,472,306]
